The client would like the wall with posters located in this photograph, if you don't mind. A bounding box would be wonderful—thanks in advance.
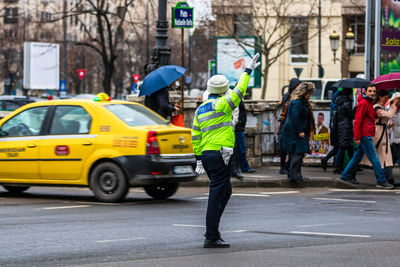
[381,0,400,74]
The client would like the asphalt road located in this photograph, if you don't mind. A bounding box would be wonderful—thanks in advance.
[0,186,399,266]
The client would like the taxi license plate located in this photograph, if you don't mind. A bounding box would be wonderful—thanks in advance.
[173,165,193,174]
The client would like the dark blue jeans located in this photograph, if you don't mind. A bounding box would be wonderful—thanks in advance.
[235,131,251,172]
[341,137,386,183]
[202,150,232,241]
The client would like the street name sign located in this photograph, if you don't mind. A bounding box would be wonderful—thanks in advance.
[172,2,193,28]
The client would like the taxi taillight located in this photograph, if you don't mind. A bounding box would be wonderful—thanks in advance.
[146,131,160,154]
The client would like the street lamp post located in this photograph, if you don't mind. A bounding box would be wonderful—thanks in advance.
[329,28,355,78]
[145,0,171,74]
[329,30,340,64]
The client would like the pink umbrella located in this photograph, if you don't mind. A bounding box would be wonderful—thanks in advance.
[372,73,400,90]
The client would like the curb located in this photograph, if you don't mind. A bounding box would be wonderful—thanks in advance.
[181,178,335,188]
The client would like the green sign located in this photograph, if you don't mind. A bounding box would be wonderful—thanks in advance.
[172,2,193,28]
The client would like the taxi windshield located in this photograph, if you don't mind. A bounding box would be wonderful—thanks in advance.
[105,104,168,126]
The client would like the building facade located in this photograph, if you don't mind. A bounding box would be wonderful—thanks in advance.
[212,0,366,100]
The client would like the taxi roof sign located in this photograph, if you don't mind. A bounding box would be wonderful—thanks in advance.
[94,93,111,102]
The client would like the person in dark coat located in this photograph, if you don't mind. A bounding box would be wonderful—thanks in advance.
[281,82,315,183]
[231,100,255,177]
[334,87,355,173]
[144,86,180,120]
[278,78,302,174]
[321,89,340,171]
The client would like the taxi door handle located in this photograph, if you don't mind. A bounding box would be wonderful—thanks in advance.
[27,144,36,148]
[82,141,93,146]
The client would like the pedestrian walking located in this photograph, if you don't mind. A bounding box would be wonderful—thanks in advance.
[233,100,256,176]
[389,92,400,186]
[360,90,398,185]
[144,85,180,120]
[339,84,394,189]
[334,87,355,174]
[191,54,260,248]
[321,88,340,171]
[281,82,316,184]
[278,78,302,174]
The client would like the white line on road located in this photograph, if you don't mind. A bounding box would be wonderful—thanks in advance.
[243,175,273,178]
[259,191,300,195]
[298,223,344,228]
[229,230,249,233]
[173,224,206,228]
[329,188,400,193]
[314,197,376,204]
[192,197,209,200]
[290,231,370,238]
[231,193,270,197]
[96,237,146,243]
[41,205,91,210]
[67,201,118,206]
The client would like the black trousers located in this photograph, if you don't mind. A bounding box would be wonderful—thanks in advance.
[202,150,232,241]
[288,150,304,181]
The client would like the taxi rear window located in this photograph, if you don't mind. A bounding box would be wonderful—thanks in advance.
[105,104,167,126]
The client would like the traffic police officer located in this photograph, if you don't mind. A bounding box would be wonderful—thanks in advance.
[191,53,260,248]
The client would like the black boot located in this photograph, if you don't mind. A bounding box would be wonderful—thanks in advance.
[279,166,288,174]
[388,178,400,187]
[321,158,328,171]
[350,173,359,184]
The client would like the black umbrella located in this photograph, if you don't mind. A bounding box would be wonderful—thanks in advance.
[334,78,371,89]
[332,80,341,88]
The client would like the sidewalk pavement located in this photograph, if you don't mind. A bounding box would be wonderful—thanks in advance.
[182,166,400,189]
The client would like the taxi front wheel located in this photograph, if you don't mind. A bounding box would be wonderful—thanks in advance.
[144,183,179,200]
[3,185,30,194]
[90,162,129,203]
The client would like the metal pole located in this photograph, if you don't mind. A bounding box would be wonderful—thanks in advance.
[146,0,171,74]
[180,28,184,119]
[318,0,323,78]
[374,0,381,78]
[63,0,67,83]
[365,0,372,80]
[146,1,149,65]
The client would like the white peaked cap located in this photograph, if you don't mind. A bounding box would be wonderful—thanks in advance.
[207,75,229,94]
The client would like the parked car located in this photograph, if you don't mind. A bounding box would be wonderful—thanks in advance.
[0,95,41,119]
[0,94,197,202]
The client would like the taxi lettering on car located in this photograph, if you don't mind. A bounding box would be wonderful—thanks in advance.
[0,94,197,202]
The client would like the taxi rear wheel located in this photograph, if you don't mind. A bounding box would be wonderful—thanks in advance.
[3,185,30,193]
[144,183,179,200]
[90,162,129,203]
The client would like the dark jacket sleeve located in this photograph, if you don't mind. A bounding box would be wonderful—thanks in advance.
[290,100,304,135]
[155,88,175,118]
[235,101,247,131]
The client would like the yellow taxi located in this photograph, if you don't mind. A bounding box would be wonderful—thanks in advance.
[0,93,197,202]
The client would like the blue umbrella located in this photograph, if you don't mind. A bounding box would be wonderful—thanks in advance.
[139,65,186,96]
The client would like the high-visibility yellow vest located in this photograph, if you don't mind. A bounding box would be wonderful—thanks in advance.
[191,72,250,156]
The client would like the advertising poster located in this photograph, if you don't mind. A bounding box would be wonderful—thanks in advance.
[381,0,400,74]
[304,110,331,163]
[216,38,256,87]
